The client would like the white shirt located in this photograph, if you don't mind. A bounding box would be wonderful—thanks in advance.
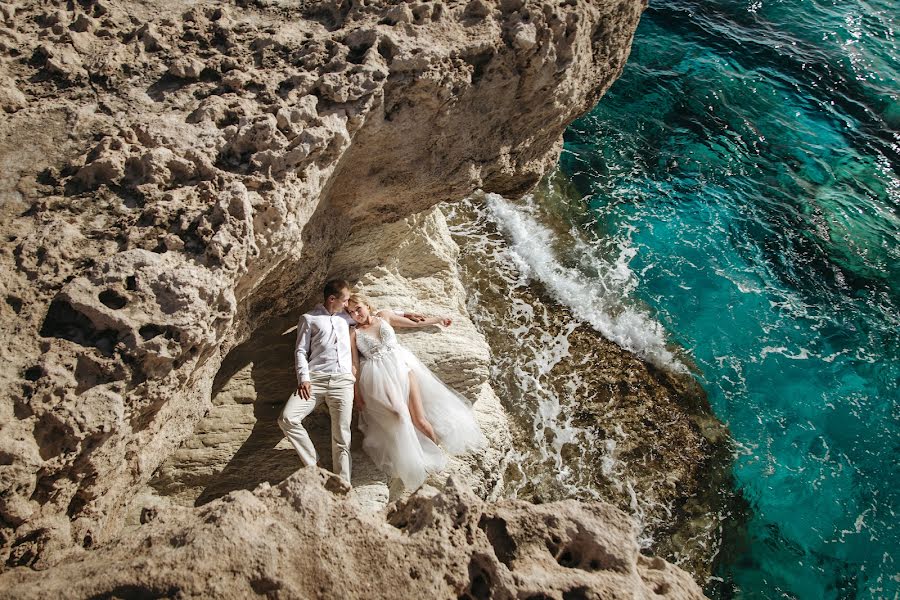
[295,305,353,383]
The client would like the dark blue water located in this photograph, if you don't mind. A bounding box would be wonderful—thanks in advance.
[560,0,899,596]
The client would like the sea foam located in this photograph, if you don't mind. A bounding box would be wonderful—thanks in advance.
[483,193,688,373]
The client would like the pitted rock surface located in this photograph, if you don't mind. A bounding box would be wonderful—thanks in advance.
[0,469,705,599]
[0,0,645,578]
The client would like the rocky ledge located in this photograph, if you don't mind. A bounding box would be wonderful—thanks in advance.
[0,469,704,599]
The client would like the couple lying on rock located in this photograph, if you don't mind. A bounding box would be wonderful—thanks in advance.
[278,279,485,493]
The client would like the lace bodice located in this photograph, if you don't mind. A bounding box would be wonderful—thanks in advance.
[355,318,399,360]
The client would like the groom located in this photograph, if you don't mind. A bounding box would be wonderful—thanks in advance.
[278,279,356,483]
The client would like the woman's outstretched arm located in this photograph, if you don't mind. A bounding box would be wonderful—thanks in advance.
[379,310,451,329]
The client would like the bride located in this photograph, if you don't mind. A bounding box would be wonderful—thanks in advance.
[347,294,485,490]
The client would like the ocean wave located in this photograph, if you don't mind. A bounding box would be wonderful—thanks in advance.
[483,193,689,373]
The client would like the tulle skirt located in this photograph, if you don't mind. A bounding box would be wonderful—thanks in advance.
[357,345,486,490]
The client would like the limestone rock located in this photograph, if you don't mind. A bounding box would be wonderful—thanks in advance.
[0,0,645,574]
[0,470,705,599]
[0,82,26,113]
[168,57,205,80]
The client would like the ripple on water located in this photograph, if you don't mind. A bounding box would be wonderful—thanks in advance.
[558,0,898,596]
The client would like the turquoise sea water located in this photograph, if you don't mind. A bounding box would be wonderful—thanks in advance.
[559,0,899,597]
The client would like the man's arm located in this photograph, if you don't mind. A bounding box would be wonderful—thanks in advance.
[295,316,312,398]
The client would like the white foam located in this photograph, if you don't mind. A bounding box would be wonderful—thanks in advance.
[484,193,688,372]
[445,196,683,538]
[760,345,812,360]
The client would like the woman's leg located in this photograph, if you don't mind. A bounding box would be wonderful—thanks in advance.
[407,371,437,443]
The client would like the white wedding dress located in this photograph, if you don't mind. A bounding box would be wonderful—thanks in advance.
[355,318,486,489]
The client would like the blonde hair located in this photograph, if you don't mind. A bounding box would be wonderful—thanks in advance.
[348,293,377,313]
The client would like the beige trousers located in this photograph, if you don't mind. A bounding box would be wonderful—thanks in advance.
[278,371,355,483]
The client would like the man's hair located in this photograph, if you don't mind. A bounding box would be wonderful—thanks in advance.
[323,278,350,300]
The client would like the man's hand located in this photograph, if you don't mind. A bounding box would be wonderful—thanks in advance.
[354,394,365,411]
[297,381,311,400]
[404,311,426,323]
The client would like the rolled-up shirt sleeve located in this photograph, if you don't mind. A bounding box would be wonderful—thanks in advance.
[295,316,312,384]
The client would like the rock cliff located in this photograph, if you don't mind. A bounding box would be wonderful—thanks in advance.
[0,0,706,595]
